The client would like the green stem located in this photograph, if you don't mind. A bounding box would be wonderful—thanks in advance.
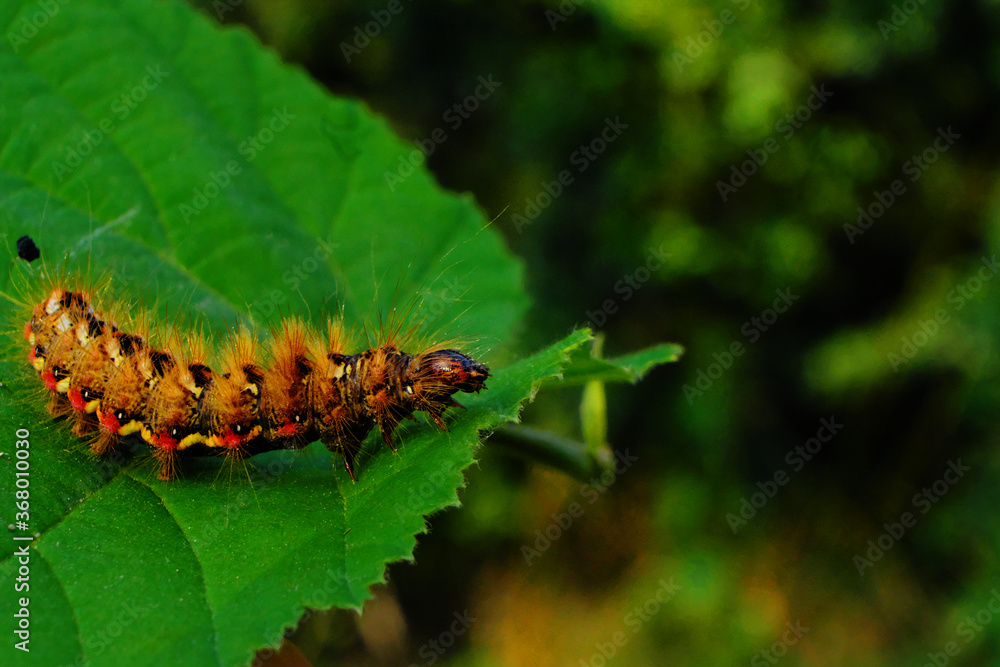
[490,424,612,481]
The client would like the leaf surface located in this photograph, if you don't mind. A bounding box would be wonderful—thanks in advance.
[0,1,541,664]
[0,2,681,665]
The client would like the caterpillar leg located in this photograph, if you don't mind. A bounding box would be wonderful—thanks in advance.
[426,398,465,431]
[380,428,398,453]
[337,441,358,481]
[153,448,178,481]
[90,432,118,456]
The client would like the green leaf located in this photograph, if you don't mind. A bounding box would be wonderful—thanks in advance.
[0,328,590,667]
[0,2,682,665]
[0,0,527,342]
[491,337,684,480]
[0,0,559,664]
[555,340,685,386]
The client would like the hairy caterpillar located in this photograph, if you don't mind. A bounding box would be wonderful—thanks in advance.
[16,236,490,481]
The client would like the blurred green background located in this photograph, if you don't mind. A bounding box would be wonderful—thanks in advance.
[190,0,1000,665]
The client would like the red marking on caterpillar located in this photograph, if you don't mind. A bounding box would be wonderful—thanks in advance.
[18,240,490,482]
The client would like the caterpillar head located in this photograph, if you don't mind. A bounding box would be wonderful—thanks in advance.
[410,349,489,395]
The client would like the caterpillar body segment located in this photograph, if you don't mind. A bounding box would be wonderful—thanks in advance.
[25,288,490,481]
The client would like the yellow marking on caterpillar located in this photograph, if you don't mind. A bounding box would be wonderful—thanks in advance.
[178,433,207,450]
[120,420,143,437]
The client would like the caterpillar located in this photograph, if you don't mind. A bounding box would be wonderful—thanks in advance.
[15,236,490,482]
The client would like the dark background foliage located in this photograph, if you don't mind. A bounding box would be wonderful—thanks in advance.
[189,1,1000,664]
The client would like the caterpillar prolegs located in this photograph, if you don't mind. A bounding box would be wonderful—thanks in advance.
[22,279,490,481]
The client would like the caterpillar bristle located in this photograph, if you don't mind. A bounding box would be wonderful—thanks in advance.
[11,230,491,483]
[262,318,314,446]
[21,279,490,482]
